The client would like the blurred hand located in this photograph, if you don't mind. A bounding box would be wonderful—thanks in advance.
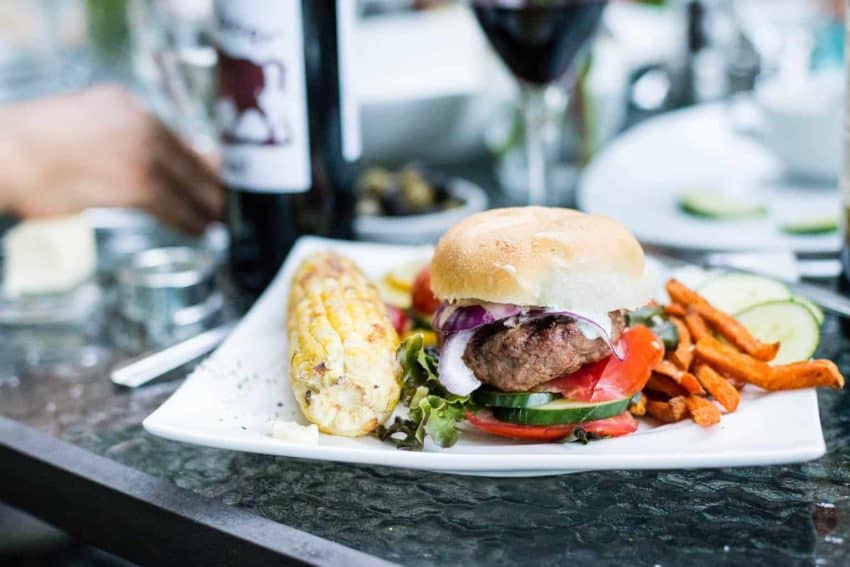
[0,85,223,235]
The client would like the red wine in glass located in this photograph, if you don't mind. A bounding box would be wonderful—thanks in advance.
[473,0,607,85]
[472,0,608,205]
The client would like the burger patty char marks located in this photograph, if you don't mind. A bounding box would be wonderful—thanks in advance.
[462,312,626,392]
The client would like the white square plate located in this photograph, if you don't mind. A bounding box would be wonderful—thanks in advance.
[143,237,826,476]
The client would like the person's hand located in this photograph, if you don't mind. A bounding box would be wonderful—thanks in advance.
[0,85,223,235]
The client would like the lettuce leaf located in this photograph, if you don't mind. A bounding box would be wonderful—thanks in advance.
[377,334,472,450]
[626,305,679,351]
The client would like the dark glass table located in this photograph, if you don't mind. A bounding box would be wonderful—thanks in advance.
[2,294,850,565]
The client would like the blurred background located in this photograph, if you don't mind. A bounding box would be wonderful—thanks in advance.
[2,0,844,232]
[0,0,846,563]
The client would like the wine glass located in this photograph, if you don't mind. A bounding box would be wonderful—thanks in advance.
[472,0,608,206]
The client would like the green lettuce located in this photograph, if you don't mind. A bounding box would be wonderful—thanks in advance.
[377,334,472,450]
[626,305,679,351]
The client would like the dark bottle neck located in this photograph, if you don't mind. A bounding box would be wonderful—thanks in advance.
[303,0,356,239]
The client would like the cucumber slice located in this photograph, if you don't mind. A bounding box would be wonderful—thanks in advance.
[473,390,558,408]
[493,397,631,426]
[791,295,824,325]
[679,191,766,219]
[735,300,820,365]
[698,272,790,314]
[780,215,838,235]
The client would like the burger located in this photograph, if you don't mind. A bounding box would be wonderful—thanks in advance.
[428,207,664,442]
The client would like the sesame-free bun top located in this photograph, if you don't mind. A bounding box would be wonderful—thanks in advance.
[430,207,652,313]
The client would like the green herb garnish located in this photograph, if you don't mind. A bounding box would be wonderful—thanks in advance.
[377,334,473,450]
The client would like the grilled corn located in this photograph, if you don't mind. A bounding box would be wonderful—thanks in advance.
[287,252,401,436]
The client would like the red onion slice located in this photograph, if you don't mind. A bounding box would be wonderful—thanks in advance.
[432,302,522,334]
[437,330,481,396]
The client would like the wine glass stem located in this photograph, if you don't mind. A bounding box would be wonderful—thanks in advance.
[521,85,549,206]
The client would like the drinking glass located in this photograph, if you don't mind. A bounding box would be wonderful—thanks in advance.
[127,0,217,153]
[472,0,608,206]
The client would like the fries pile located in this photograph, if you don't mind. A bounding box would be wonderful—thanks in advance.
[632,279,844,428]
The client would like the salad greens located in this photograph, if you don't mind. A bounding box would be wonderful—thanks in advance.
[377,334,473,450]
[626,306,679,351]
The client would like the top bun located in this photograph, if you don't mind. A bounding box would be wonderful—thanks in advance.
[430,207,652,313]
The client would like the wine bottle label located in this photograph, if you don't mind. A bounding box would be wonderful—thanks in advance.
[337,0,361,162]
[214,0,311,193]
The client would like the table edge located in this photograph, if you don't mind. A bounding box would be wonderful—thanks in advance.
[0,416,393,567]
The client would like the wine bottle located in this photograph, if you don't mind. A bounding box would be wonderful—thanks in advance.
[214,0,360,295]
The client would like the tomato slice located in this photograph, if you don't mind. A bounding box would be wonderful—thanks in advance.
[536,357,607,402]
[466,409,575,441]
[411,264,441,316]
[465,410,639,441]
[536,325,664,402]
[464,325,660,443]
[580,411,639,438]
[385,304,410,335]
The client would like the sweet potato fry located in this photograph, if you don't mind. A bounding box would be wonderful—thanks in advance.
[712,366,747,390]
[665,279,705,307]
[692,303,779,362]
[694,363,740,412]
[654,360,705,395]
[654,359,679,378]
[763,360,845,391]
[664,303,687,318]
[684,308,711,342]
[669,317,693,370]
[680,373,706,395]
[693,336,772,388]
[645,396,688,423]
[666,278,779,361]
[629,394,647,417]
[646,374,687,398]
[685,395,721,427]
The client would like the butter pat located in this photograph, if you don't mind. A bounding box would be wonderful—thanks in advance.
[270,420,319,445]
[3,215,97,296]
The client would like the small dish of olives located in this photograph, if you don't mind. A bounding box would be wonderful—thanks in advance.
[354,166,487,244]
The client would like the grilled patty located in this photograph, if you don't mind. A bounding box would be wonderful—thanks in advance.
[462,312,625,392]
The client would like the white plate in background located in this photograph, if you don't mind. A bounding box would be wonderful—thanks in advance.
[144,237,826,476]
[578,103,841,254]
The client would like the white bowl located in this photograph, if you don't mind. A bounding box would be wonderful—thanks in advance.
[754,70,844,181]
[356,6,512,162]
[353,177,488,244]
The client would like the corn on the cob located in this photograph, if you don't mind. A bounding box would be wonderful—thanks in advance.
[287,252,401,436]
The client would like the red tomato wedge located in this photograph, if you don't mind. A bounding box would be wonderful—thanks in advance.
[537,358,606,402]
[466,410,639,441]
[536,325,664,403]
[385,304,410,335]
[466,409,575,442]
[411,264,441,316]
[580,411,639,437]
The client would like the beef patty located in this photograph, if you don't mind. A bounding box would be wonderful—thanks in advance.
[462,311,625,392]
